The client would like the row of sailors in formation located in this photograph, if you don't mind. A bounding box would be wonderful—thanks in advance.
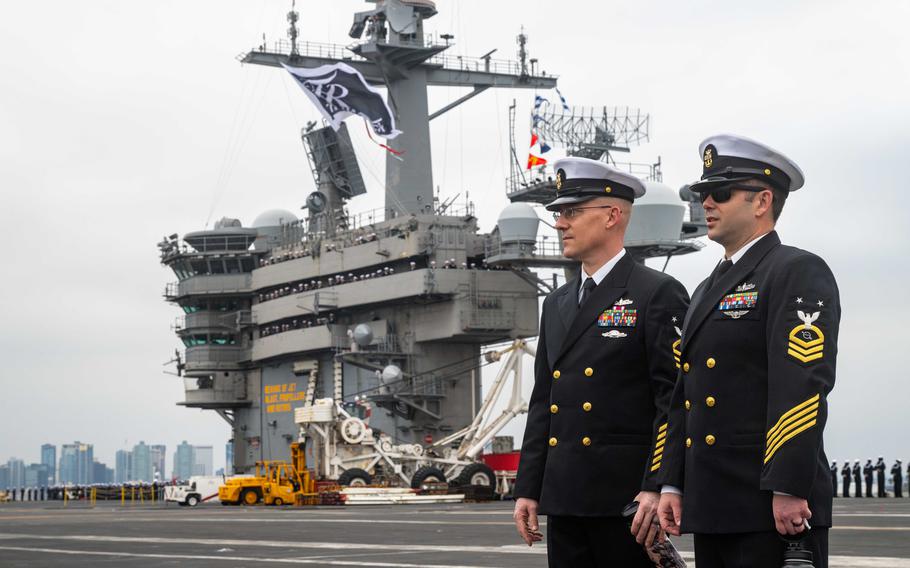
[2,483,172,502]
[831,458,908,497]
[258,233,382,267]
[256,259,501,304]
[259,313,337,338]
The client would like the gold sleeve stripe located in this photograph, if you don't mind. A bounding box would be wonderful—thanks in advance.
[650,462,661,472]
[656,431,667,443]
[764,419,818,464]
[766,394,820,441]
[658,422,668,434]
[652,453,663,465]
[766,403,819,451]
[652,447,664,459]
[654,438,666,450]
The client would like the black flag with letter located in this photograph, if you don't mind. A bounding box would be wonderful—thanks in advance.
[283,62,401,139]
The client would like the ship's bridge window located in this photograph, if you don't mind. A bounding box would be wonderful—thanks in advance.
[211,334,237,346]
[188,334,208,346]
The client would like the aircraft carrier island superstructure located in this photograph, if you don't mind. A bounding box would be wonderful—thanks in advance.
[158,0,705,481]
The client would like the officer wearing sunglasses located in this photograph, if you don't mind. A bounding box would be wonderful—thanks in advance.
[513,157,689,567]
[656,134,841,568]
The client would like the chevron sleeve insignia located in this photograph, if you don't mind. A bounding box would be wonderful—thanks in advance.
[764,394,820,464]
[651,422,668,472]
[787,309,824,364]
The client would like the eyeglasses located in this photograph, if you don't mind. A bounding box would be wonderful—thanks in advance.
[698,185,766,204]
[552,205,617,221]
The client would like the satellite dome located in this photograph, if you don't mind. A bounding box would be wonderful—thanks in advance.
[214,217,243,229]
[252,209,298,228]
[497,202,540,244]
[352,324,374,347]
[625,181,687,244]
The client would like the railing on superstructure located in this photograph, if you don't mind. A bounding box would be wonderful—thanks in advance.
[238,38,557,80]
[268,201,476,258]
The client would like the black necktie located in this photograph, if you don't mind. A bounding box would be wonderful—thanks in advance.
[708,259,733,290]
[579,277,596,307]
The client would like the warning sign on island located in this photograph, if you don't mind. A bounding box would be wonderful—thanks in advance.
[263,382,307,413]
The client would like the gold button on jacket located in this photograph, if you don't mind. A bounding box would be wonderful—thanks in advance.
[552,370,561,379]
[549,437,558,447]
[584,367,594,377]
[706,357,716,368]
[582,402,592,412]
[706,396,716,407]
[705,435,716,446]
[683,362,690,372]
[582,436,592,446]
[686,437,692,448]
[550,404,559,414]
[685,400,691,410]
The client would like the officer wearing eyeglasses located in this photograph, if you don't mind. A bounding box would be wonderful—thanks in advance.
[656,134,841,568]
[513,157,689,567]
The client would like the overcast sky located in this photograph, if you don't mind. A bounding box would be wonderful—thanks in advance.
[0,0,907,474]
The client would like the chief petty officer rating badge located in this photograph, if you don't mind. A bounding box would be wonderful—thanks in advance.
[788,309,825,363]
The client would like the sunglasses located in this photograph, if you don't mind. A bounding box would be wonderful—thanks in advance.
[698,185,766,204]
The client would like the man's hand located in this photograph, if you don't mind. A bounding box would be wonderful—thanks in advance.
[513,497,544,546]
[772,494,811,536]
[657,492,683,536]
[630,491,662,547]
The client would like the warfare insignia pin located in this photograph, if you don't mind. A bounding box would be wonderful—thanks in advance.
[555,169,565,192]
[703,145,715,169]
[788,310,824,363]
[723,310,750,319]
[718,291,758,311]
[736,282,756,292]
[602,330,628,338]
[614,298,634,306]
[597,307,637,328]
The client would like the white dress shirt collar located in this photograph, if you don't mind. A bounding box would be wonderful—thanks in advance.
[578,248,626,302]
[727,232,771,264]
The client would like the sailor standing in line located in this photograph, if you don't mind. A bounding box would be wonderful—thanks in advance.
[864,459,874,498]
[876,456,887,497]
[852,460,862,498]
[655,134,841,568]
[830,461,838,497]
[841,461,852,498]
[512,158,690,567]
[892,460,904,498]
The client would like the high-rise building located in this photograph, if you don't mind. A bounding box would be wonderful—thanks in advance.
[59,442,93,485]
[225,442,234,476]
[25,464,49,487]
[115,450,132,483]
[193,446,213,476]
[0,465,9,488]
[150,445,166,482]
[40,444,56,485]
[130,441,153,482]
[92,460,114,484]
[173,441,194,480]
[6,458,26,488]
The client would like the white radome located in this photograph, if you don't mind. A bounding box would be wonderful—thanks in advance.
[497,202,540,244]
[625,181,687,244]
[252,209,298,228]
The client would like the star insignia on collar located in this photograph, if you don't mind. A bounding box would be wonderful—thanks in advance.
[796,297,803,304]
[671,316,678,323]
[817,300,824,307]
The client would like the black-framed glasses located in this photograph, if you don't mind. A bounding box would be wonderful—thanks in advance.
[552,205,617,221]
[698,185,766,204]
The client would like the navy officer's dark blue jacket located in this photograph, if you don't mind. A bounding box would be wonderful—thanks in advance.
[514,252,689,516]
[656,231,840,533]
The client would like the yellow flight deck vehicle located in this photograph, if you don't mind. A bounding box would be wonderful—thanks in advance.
[219,442,315,506]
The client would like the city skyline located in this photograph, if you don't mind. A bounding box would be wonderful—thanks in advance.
[0,438,230,484]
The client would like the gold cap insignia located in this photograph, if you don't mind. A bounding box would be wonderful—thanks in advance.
[703,146,714,169]
[555,169,564,192]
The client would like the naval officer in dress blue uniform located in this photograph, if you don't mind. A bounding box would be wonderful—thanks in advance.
[656,134,840,567]
[512,157,690,567]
